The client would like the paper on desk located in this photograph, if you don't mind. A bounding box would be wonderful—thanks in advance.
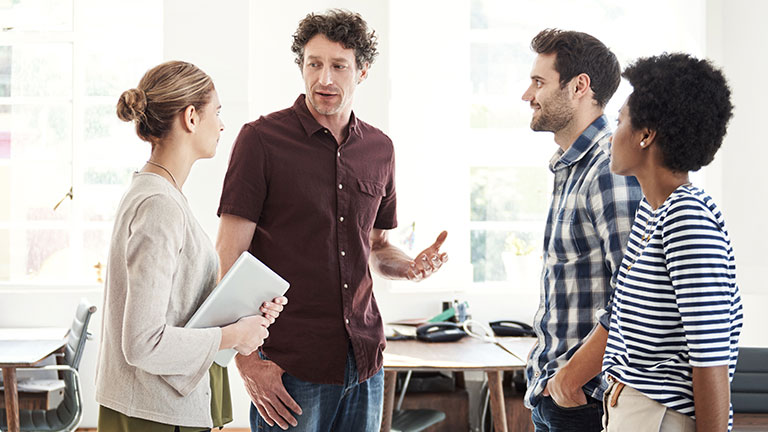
[385,324,417,338]
[495,337,537,361]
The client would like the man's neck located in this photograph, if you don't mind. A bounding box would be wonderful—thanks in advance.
[305,98,352,144]
[553,109,604,152]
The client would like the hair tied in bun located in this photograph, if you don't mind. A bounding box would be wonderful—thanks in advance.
[117,88,148,123]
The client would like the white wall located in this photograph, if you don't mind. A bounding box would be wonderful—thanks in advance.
[705,0,768,347]
[1,0,766,429]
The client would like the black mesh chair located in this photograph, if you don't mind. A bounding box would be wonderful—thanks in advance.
[732,347,768,413]
[390,371,447,432]
[0,298,97,432]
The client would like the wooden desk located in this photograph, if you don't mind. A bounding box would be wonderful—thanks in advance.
[381,336,536,432]
[0,328,68,432]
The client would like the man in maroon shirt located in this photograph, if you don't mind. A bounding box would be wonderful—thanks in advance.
[215,9,448,432]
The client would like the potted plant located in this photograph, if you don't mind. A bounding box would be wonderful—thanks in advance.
[501,233,540,284]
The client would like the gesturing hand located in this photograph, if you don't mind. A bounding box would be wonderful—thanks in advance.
[236,354,302,430]
[407,230,449,282]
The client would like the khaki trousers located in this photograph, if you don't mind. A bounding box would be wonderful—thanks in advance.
[602,380,695,432]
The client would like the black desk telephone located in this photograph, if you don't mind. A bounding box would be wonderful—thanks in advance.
[489,320,535,337]
[416,321,467,342]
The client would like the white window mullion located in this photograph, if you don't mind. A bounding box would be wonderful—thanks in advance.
[69,0,84,282]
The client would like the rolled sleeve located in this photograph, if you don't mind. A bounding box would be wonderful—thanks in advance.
[587,165,641,325]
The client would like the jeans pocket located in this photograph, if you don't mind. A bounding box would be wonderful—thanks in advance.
[549,395,598,411]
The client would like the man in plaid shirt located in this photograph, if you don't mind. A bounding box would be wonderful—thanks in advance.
[520,29,642,431]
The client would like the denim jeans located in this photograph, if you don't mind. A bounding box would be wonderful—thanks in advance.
[531,394,603,432]
[251,346,384,432]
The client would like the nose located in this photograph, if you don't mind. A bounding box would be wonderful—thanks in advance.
[522,86,534,102]
[320,65,333,86]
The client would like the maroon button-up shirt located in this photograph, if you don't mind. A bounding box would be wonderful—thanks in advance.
[218,95,397,384]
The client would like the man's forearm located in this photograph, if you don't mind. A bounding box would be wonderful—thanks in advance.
[369,243,412,280]
[215,214,257,281]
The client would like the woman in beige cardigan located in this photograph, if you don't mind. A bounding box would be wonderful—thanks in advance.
[95,60,286,432]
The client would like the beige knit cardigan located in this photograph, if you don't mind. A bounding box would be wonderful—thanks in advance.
[95,173,222,428]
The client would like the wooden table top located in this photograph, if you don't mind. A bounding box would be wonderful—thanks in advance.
[383,336,536,371]
[0,328,68,367]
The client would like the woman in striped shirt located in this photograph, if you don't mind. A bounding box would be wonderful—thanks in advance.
[602,53,743,432]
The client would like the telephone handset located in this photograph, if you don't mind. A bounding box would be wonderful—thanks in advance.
[489,320,535,337]
[416,321,467,342]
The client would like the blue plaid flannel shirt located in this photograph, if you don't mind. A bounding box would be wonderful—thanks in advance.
[524,115,642,408]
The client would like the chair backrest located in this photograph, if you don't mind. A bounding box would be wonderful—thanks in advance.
[731,347,768,413]
[0,298,97,431]
[64,298,97,370]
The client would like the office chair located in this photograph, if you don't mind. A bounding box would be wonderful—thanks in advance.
[732,347,768,413]
[0,298,97,432]
[390,371,447,432]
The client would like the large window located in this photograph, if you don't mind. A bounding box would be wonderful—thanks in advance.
[389,0,705,290]
[0,0,162,283]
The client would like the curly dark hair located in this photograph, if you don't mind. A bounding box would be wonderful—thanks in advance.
[291,9,378,69]
[623,53,733,172]
[531,29,620,107]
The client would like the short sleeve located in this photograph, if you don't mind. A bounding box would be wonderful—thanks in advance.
[218,123,268,223]
[372,139,397,230]
[663,197,733,367]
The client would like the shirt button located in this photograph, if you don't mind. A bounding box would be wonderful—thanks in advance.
[339,216,344,222]
[345,318,350,325]
[340,250,346,257]
[337,151,341,157]
[338,184,343,190]
[324,129,329,134]
[343,283,349,289]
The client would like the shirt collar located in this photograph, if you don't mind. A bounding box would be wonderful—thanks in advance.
[293,94,362,139]
[549,115,610,172]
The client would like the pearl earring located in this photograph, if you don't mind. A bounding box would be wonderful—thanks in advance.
[640,141,646,147]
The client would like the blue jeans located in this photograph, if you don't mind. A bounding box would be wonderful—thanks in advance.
[531,394,603,432]
[251,346,384,432]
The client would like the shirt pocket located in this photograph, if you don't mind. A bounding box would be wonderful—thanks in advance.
[550,208,585,261]
[356,179,385,231]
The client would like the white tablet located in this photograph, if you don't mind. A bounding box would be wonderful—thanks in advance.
[185,251,290,366]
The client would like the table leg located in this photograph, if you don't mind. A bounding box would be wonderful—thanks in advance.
[380,370,397,432]
[487,370,508,432]
[2,367,20,432]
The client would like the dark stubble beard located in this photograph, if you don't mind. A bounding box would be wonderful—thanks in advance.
[530,87,574,133]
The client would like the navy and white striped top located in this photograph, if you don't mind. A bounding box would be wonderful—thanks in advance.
[603,185,743,430]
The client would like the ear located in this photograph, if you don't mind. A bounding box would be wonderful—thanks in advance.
[181,105,197,133]
[357,62,370,84]
[572,73,592,100]
[641,129,658,148]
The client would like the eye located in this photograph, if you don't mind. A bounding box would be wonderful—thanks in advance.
[334,64,347,70]
[535,80,543,88]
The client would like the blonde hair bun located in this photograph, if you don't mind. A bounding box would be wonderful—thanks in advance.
[116,61,213,143]
[116,88,147,122]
